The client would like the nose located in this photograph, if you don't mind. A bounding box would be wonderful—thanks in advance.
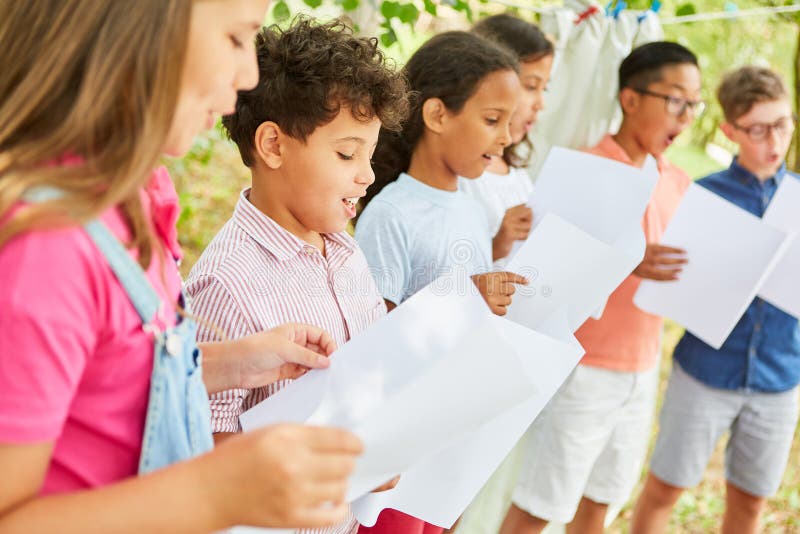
[678,104,693,125]
[236,49,259,92]
[499,121,513,148]
[358,159,376,186]
[767,125,782,144]
[533,89,545,112]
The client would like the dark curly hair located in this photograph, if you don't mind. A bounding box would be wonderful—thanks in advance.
[223,17,409,167]
[472,14,553,168]
[363,31,518,207]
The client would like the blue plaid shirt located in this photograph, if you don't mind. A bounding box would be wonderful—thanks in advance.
[673,158,800,393]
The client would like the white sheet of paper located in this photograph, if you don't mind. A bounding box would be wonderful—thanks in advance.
[528,146,658,245]
[635,183,789,349]
[519,146,656,320]
[505,214,643,334]
[759,177,800,317]
[238,276,539,532]
[351,315,584,528]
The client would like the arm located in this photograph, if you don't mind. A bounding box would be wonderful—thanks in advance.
[0,426,362,534]
[355,201,410,308]
[492,204,533,261]
[200,322,337,395]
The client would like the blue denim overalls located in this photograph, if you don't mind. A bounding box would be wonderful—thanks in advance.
[27,189,214,473]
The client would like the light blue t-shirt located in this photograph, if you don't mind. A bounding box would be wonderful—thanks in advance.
[355,172,493,305]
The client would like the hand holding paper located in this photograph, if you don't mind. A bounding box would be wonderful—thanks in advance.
[633,243,687,281]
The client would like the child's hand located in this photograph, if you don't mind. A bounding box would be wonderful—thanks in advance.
[206,424,362,529]
[634,244,687,281]
[202,323,338,394]
[493,204,533,260]
[371,475,401,492]
[471,271,529,316]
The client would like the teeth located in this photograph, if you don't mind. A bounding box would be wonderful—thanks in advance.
[343,197,357,207]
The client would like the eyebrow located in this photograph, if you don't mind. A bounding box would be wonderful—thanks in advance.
[334,136,367,144]
[482,108,510,112]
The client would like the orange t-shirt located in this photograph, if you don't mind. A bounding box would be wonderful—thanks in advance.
[575,134,691,372]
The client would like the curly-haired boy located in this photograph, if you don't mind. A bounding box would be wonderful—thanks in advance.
[185,17,409,533]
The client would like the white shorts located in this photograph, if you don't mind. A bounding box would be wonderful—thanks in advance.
[512,363,658,523]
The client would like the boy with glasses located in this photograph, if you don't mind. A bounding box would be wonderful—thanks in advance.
[631,66,800,534]
[501,41,699,534]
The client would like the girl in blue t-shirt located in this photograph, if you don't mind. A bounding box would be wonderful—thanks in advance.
[355,30,529,534]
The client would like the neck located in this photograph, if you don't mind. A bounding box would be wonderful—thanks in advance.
[407,138,459,191]
[487,155,510,175]
[736,155,782,182]
[613,121,649,167]
[248,166,326,253]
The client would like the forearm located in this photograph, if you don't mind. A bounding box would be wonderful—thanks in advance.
[492,233,512,261]
[198,339,243,395]
[0,454,227,534]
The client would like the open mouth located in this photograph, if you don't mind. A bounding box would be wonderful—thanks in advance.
[342,197,359,217]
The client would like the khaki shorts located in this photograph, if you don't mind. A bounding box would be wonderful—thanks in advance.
[512,363,658,523]
[651,362,799,497]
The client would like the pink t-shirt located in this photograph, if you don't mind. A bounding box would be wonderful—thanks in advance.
[0,166,182,494]
[575,134,691,372]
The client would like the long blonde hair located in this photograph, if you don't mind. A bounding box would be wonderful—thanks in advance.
[0,0,192,267]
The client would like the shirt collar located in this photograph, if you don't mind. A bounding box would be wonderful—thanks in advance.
[594,134,670,172]
[398,172,461,206]
[729,156,786,189]
[232,188,355,262]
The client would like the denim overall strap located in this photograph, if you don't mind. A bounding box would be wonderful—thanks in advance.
[82,220,162,326]
[24,187,214,474]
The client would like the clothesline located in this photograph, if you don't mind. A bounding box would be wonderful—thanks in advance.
[486,0,800,25]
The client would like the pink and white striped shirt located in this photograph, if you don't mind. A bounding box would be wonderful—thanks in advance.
[185,189,386,534]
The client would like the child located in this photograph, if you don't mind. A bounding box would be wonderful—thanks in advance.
[463,14,554,264]
[0,1,364,532]
[184,18,409,534]
[501,42,701,534]
[355,31,527,534]
[631,66,800,534]
[449,15,556,533]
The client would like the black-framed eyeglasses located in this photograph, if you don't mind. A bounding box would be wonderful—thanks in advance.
[732,114,798,142]
[633,88,706,118]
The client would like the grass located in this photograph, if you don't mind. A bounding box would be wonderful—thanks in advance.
[169,135,800,532]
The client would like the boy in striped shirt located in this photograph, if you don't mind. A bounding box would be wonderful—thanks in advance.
[185,18,409,533]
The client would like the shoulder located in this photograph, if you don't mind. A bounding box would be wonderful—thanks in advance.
[356,197,407,233]
[0,217,112,324]
[696,168,734,193]
[185,217,267,303]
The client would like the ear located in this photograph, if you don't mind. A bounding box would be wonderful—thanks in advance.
[719,122,736,142]
[254,121,284,169]
[618,87,640,116]
[421,97,448,134]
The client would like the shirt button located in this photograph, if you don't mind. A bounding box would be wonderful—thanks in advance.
[754,323,761,332]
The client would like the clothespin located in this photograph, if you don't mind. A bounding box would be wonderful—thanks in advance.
[574,4,600,24]
[637,0,661,23]
[612,0,627,19]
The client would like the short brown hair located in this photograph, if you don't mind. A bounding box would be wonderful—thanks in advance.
[223,17,409,167]
[717,66,789,122]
